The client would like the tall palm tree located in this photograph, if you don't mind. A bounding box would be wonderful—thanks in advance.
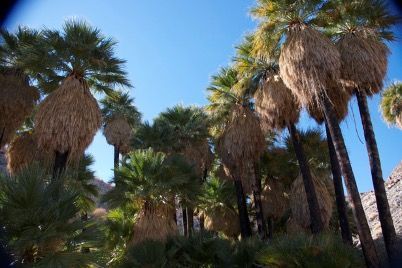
[381,82,402,129]
[29,20,130,177]
[235,36,324,234]
[0,27,40,148]
[206,67,251,238]
[100,90,141,171]
[251,1,378,266]
[319,0,399,263]
[104,149,200,244]
[306,83,353,244]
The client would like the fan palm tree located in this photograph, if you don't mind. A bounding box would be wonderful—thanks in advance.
[235,36,324,235]
[319,0,399,263]
[381,82,402,129]
[251,1,378,266]
[100,90,141,171]
[28,20,130,177]
[104,149,200,244]
[0,27,40,148]
[0,164,103,266]
[208,67,267,239]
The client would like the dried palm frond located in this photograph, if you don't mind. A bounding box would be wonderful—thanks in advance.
[0,71,39,147]
[6,132,47,175]
[306,84,350,124]
[204,206,240,239]
[337,30,389,96]
[289,174,333,230]
[261,178,288,220]
[279,25,341,108]
[103,116,132,154]
[181,140,214,177]
[217,105,265,182]
[131,202,177,245]
[34,75,101,161]
[255,75,300,132]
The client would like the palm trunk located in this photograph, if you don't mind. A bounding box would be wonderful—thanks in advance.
[287,123,324,234]
[233,178,252,238]
[199,168,208,231]
[187,208,194,236]
[0,127,5,147]
[325,121,353,245]
[81,213,90,253]
[182,207,188,237]
[355,89,399,266]
[114,145,120,176]
[321,96,379,268]
[253,162,268,239]
[52,151,69,180]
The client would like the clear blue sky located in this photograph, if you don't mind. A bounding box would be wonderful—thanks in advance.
[5,0,402,192]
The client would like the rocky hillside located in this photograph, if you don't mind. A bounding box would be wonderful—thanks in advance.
[360,161,402,240]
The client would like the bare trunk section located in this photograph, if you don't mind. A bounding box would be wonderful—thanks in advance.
[355,89,400,266]
[52,150,69,180]
[182,207,188,237]
[114,145,120,177]
[325,121,353,245]
[187,208,194,236]
[321,95,379,268]
[253,162,267,239]
[233,178,252,238]
[288,123,324,234]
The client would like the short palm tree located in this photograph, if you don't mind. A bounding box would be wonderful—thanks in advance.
[251,1,378,265]
[381,82,402,129]
[104,149,200,244]
[0,27,40,148]
[0,164,102,266]
[30,20,130,177]
[319,0,399,263]
[100,90,141,171]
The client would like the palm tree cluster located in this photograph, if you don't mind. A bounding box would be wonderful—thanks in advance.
[0,0,401,267]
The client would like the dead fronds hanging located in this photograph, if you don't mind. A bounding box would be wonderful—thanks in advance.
[34,75,101,161]
[255,75,300,132]
[0,71,39,147]
[279,25,341,109]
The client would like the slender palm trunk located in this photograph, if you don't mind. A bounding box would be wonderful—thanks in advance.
[53,151,69,180]
[233,177,252,238]
[199,168,208,231]
[355,89,399,266]
[114,145,120,176]
[187,208,194,236]
[0,127,5,147]
[325,121,353,245]
[253,162,268,239]
[182,207,188,237]
[321,96,379,268]
[287,123,324,234]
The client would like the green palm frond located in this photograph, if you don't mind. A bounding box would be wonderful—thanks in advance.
[104,149,200,209]
[100,90,141,127]
[0,164,103,266]
[380,82,402,125]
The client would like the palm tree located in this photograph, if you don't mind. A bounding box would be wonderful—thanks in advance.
[319,0,399,263]
[235,36,324,235]
[100,90,141,171]
[0,164,102,266]
[251,1,378,266]
[0,27,40,148]
[104,149,200,244]
[381,82,402,129]
[153,105,212,236]
[29,20,130,177]
[207,67,266,239]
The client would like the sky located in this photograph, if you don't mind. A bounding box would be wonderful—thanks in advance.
[4,0,402,192]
